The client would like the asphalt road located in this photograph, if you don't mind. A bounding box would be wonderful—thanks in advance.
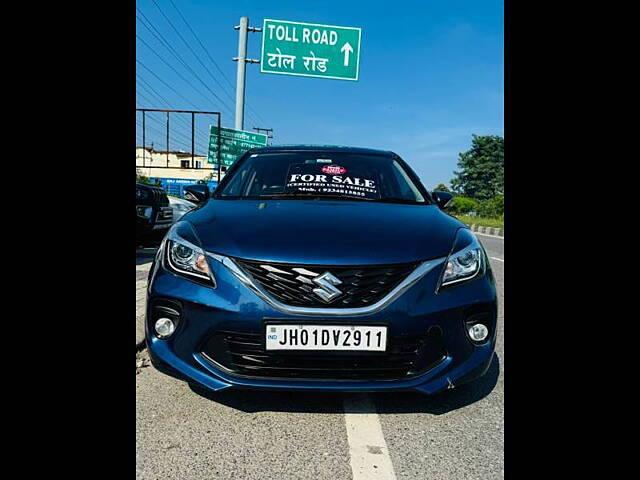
[136,234,504,479]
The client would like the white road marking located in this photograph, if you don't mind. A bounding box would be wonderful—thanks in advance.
[474,231,505,240]
[490,256,504,262]
[344,394,397,480]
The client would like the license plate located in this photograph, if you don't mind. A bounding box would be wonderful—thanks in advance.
[265,325,387,351]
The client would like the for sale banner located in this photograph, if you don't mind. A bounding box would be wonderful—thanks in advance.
[285,162,380,199]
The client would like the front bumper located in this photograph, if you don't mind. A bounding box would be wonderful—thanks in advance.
[145,251,497,394]
[136,206,173,236]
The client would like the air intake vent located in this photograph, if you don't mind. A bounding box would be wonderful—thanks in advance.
[200,330,447,380]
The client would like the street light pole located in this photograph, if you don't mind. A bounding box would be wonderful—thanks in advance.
[234,17,248,130]
[233,16,261,131]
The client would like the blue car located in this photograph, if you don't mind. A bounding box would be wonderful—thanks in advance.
[146,145,497,395]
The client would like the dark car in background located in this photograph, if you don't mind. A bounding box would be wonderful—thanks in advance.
[136,183,173,243]
[146,145,497,395]
[168,196,198,224]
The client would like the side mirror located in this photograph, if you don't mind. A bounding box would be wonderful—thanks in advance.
[183,184,210,204]
[432,190,453,209]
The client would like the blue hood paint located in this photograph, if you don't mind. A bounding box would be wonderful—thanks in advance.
[184,199,464,265]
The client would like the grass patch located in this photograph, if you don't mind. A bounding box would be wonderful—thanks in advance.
[454,214,504,229]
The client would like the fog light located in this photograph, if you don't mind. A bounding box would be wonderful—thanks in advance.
[136,206,152,219]
[468,323,489,342]
[155,318,175,338]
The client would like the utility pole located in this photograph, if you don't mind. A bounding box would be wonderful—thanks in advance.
[233,16,261,131]
[253,127,273,145]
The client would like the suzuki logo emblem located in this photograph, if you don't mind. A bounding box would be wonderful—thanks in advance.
[312,272,343,303]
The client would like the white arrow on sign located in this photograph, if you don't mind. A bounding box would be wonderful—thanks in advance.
[341,42,353,66]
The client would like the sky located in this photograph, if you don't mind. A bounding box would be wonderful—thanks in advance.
[136,0,503,188]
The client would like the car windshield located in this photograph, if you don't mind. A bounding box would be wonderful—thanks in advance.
[215,152,429,204]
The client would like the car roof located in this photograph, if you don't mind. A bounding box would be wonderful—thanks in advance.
[246,144,395,156]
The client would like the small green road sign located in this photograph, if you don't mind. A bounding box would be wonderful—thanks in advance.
[260,19,361,81]
[207,126,268,167]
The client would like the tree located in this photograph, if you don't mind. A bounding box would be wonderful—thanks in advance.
[198,172,217,184]
[450,196,479,215]
[136,168,151,185]
[450,135,504,200]
[434,183,450,192]
[477,195,504,217]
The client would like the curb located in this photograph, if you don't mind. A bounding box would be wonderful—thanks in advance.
[469,224,504,237]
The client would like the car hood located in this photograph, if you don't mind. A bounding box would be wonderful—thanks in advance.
[185,199,464,265]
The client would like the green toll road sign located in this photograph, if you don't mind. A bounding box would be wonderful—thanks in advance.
[260,19,361,81]
[207,126,268,167]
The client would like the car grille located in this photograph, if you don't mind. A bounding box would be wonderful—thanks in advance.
[156,207,173,224]
[200,329,447,380]
[233,259,418,308]
[150,188,169,206]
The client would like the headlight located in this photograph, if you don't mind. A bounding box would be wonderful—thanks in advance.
[439,229,485,289]
[136,206,153,218]
[162,222,216,287]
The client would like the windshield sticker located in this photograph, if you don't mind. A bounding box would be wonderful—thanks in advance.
[285,163,380,199]
[321,165,347,175]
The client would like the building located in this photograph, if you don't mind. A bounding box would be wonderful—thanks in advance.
[136,146,224,196]
[135,146,226,180]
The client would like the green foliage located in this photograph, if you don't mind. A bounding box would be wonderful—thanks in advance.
[477,195,504,218]
[433,183,450,192]
[136,168,151,185]
[198,172,216,184]
[451,134,504,200]
[449,196,479,215]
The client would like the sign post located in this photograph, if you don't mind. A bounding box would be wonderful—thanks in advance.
[233,17,261,130]
[208,126,268,168]
[260,19,361,81]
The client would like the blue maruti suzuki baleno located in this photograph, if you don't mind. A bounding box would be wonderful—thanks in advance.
[146,145,497,395]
